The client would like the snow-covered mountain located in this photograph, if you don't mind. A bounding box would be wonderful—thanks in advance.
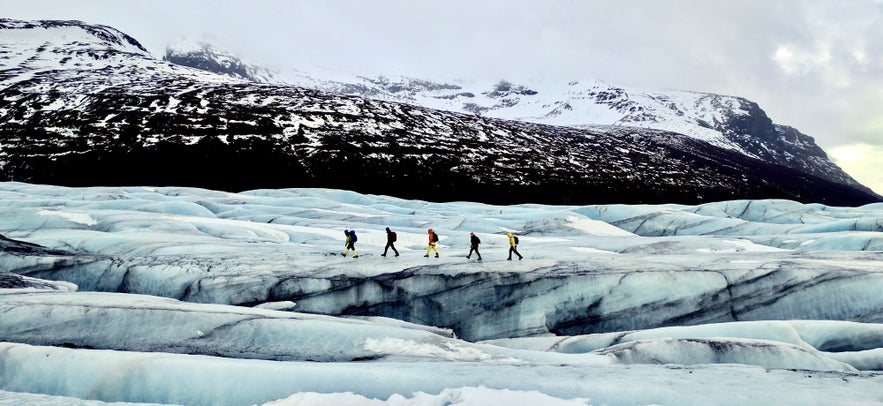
[164,40,277,83]
[164,41,860,193]
[1,182,883,405]
[1,19,879,206]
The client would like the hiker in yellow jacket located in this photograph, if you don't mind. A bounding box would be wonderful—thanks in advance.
[506,232,523,260]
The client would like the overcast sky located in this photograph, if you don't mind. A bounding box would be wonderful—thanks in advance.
[6,0,883,195]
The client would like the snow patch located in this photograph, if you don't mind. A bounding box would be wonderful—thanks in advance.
[37,210,98,226]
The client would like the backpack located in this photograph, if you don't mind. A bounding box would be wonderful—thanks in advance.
[432,232,439,242]
[350,231,358,242]
[390,231,397,242]
[513,236,519,245]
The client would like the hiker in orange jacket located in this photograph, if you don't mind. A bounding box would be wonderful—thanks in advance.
[424,228,439,258]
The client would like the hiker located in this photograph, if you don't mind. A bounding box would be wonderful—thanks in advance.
[382,227,399,257]
[342,229,359,258]
[466,232,482,260]
[424,228,439,258]
[506,231,523,260]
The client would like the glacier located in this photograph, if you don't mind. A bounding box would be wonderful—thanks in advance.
[1,182,882,405]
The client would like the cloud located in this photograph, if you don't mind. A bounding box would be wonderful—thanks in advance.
[772,44,842,84]
[830,144,883,195]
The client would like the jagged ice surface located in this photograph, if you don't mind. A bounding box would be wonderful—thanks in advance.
[1,182,882,405]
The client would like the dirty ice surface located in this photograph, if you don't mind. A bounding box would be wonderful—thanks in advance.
[1,182,882,405]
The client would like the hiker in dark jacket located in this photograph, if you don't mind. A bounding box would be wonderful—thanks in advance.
[342,230,359,258]
[382,227,399,257]
[466,232,482,260]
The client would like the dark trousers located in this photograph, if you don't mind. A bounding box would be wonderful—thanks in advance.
[383,242,399,256]
[467,245,481,259]
[508,246,522,260]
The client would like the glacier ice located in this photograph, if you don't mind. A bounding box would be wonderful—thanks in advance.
[1,182,882,405]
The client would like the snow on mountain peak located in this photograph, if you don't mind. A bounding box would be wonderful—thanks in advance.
[162,40,867,192]
[0,18,148,62]
[163,38,276,83]
[2,19,878,205]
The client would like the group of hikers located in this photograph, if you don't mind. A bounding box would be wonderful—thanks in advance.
[341,228,523,261]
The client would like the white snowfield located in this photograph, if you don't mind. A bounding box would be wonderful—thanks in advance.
[1,182,882,405]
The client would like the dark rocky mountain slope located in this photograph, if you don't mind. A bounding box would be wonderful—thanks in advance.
[164,42,868,195]
[1,19,879,206]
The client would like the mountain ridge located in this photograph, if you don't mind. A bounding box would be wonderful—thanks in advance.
[1,19,879,206]
[165,42,860,193]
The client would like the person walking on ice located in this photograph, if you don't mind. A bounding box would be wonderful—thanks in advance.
[424,228,440,258]
[506,231,523,260]
[466,232,482,260]
[382,227,399,257]
[342,230,359,258]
